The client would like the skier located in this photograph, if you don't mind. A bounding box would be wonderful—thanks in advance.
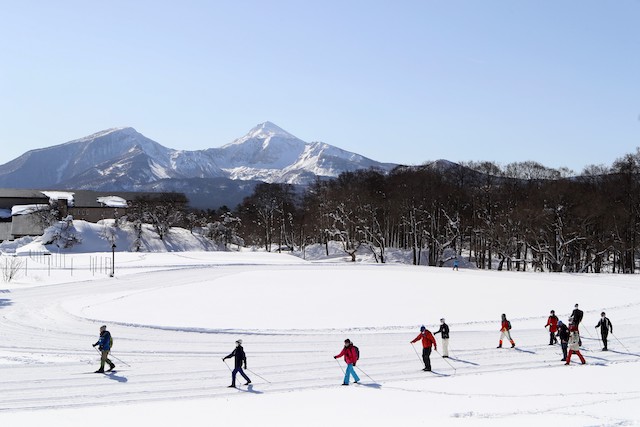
[452,258,459,271]
[434,318,450,357]
[334,338,360,385]
[565,319,586,365]
[571,304,584,346]
[223,339,251,388]
[497,314,515,348]
[92,325,115,373]
[410,325,437,371]
[545,310,559,345]
[595,312,613,351]
[556,320,570,361]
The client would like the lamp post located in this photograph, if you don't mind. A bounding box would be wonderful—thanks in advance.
[110,243,116,277]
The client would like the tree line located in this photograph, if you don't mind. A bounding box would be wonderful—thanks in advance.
[58,149,638,274]
[228,149,640,274]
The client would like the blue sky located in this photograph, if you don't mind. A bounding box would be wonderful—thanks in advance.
[1,1,638,172]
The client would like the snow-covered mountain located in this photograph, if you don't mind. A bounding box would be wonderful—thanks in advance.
[209,122,396,183]
[0,122,397,199]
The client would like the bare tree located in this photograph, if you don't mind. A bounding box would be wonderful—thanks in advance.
[128,193,188,241]
[1,255,23,282]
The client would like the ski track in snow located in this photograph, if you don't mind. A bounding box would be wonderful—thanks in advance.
[0,262,639,425]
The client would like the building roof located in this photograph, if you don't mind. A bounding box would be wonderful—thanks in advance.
[0,188,185,209]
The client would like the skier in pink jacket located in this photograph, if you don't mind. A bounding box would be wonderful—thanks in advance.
[334,339,360,385]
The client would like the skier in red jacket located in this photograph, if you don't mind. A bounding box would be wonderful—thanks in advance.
[334,339,360,385]
[545,310,559,345]
[411,325,437,371]
[497,313,516,348]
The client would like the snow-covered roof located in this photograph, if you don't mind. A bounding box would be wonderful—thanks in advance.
[97,196,128,208]
[11,204,50,216]
[42,191,75,206]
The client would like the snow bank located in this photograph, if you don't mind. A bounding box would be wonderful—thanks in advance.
[4,220,220,254]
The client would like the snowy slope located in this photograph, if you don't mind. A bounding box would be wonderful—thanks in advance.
[0,128,175,188]
[0,225,639,426]
[208,121,396,184]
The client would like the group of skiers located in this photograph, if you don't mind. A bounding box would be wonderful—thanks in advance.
[408,318,450,373]
[541,304,614,365]
[91,304,615,385]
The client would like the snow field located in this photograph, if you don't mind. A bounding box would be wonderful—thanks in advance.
[0,253,639,426]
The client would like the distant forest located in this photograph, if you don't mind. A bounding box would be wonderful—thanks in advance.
[128,148,639,274]
[208,147,637,274]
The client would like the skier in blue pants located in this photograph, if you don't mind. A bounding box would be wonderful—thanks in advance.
[334,339,360,385]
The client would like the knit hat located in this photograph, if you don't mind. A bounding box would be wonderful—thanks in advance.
[420,325,426,331]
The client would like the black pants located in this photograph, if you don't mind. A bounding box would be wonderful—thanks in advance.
[601,331,608,350]
[561,342,568,360]
[549,332,557,345]
[231,367,250,386]
[422,347,432,371]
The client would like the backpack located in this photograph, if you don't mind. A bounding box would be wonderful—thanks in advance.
[353,345,360,361]
[507,321,512,330]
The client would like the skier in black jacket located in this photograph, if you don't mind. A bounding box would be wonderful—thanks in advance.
[223,339,251,388]
[595,312,613,351]
[556,320,570,361]
[571,304,584,346]
[434,318,450,357]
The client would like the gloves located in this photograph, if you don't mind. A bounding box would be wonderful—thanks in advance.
[334,356,337,359]
[98,346,103,351]
[244,364,247,369]
[92,343,97,347]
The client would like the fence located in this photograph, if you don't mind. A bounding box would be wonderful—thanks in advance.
[12,251,114,277]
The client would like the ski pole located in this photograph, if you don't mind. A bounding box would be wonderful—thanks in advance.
[354,365,376,383]
[595,325,604,349]
[611,331,631,353]
[108,353,131,368]
[410,343,423,367]
[246,368,271,384]
[582,322,594,339]
[93,346,130,368]
[435,349,457,373]
[334,357,346,375]
[222,359,233,372]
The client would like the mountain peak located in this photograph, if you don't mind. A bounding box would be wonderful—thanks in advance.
[72,127,139,143]
[245,121,297,140]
